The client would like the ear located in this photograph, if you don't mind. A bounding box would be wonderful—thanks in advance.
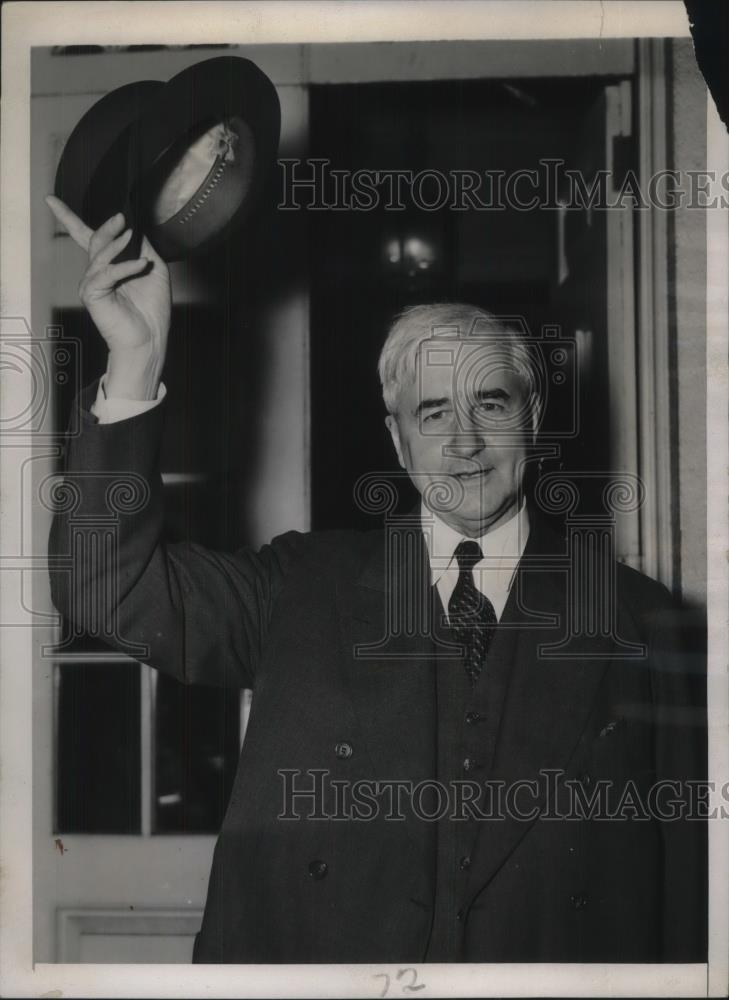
[385,414,406,469]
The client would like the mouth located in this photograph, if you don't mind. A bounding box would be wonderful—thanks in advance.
[453,467,493,481]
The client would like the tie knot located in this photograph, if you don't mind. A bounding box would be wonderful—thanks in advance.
[454,539,483,571]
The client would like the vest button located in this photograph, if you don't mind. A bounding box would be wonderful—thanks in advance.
[334,741,353,759]
[465,711,483,725]
[463,756,480,772]
[459,855,472,870]
[308,860,328,880]
[599,719,621,738]
[570,892,589,910]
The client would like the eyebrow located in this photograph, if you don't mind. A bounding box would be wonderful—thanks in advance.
[414,396,450,417]
[477,388,511,402]
[414,388,511,417]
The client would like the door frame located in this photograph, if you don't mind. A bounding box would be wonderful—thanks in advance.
[31,37,663,964]
[636,38,676,592]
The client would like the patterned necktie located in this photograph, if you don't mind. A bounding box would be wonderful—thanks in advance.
[448,540,497,686]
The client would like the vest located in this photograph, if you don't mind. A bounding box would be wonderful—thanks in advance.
[425,578,520,961]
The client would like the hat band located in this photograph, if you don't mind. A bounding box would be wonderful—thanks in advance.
[149,116,256,258]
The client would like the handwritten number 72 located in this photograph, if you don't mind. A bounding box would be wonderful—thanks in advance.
[374,967,426,997]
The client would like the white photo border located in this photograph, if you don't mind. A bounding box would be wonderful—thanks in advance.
[1,2,726,997]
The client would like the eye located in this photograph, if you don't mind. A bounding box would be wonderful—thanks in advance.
[477,399,505,413]
[423,409,446,424]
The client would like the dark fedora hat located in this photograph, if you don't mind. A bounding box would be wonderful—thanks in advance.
[54,55,281,262]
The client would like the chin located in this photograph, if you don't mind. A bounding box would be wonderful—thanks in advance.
[448,499,496,527]
[460,490,499,517]
[462,492,518,526]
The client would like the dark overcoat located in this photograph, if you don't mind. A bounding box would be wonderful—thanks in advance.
[48,382,707,964]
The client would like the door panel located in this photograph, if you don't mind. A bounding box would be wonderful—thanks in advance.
[57,908,203,964]
[553,81,641,566]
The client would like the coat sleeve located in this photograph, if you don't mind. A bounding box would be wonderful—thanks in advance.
[48,380,308,689]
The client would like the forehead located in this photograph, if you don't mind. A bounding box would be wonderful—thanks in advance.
[409,340,526,401]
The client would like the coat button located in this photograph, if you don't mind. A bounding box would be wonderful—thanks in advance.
[459,855,472,870]
[599,719,620,738]
[463,756,480,772]
[334,741,353,759]
[570,892,589,910]
[579,772,591,787]
[308,860,328,880]
[465,711,483,725]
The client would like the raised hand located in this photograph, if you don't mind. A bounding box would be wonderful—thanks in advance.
[46,196,172,400]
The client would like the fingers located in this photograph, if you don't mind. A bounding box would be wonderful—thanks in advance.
[88,212,127,260]
[79,257,149,301]
[90,227,133,270]
[46,194,166,288]
[45,195,93,252]
[45,195,129,266]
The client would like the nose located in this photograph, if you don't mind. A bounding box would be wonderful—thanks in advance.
[448,411,487,457]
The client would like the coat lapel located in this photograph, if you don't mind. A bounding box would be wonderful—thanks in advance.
[464,513,616,900]
[335,515,442,787]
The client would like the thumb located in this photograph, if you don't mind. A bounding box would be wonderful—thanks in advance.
[139,234,166,268]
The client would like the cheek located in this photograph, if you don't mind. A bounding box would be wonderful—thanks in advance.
[401,433,442,471]
[493,445,527,476]
[397,438,417,473]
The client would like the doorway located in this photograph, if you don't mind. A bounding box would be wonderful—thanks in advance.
[308,76,636,537]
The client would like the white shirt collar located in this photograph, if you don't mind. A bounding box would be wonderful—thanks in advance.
[421,499,530,586]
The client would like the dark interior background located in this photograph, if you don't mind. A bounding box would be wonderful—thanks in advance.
[308,77,613,531]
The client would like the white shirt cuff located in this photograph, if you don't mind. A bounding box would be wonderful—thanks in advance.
[90,374,167,424]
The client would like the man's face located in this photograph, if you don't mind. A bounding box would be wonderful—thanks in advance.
[386,340,533,537]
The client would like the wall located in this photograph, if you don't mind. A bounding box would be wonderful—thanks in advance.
[670,38,708,608]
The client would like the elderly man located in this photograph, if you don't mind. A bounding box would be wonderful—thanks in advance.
[47,198,706,964]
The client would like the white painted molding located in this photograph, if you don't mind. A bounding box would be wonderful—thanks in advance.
[636,38,674,590]
[57,907,203,963]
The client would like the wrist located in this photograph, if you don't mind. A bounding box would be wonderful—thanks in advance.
[105,346,163,401]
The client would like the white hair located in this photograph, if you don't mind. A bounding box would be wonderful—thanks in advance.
[378,302,542,430]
